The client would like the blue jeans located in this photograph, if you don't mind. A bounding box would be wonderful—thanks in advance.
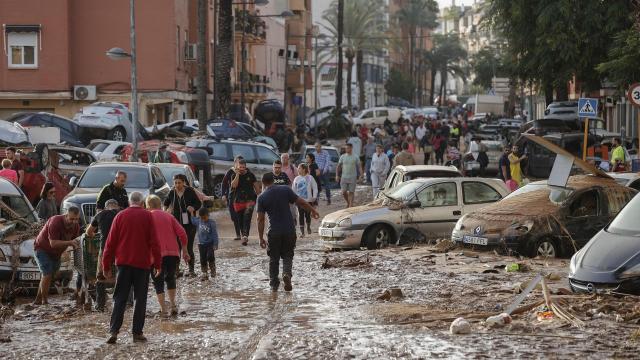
[319,172,331,202]
[35,250,60,276]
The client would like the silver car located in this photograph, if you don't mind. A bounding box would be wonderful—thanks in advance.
[73,101,146,142]
[319,177,509,250]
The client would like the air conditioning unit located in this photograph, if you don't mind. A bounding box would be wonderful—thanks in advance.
[185,43,197,61]
[73,85,97,101]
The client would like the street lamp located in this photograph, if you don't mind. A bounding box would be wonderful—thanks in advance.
[105,0,139,161]
[313,33,328,127]
[239,8,293,125]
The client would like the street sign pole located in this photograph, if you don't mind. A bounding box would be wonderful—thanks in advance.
[578,97,599,162]
[627,83,640,163]
[582,117,589,161]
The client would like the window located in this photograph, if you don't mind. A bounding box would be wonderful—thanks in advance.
[208,143,230,161]
[377,109,389,117]
[87,142,108,152]
[231,144,256,163]
[569,190,599,217]
[462,182,502,204]
[7,32,38,68]
[257,146,278,165]
[417,182,458,207]
[55,149,93,167]
[361,111,373,119]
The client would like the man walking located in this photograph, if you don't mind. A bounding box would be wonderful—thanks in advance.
[222,156,243,240]
[336,143,363,208]
[102,192,161,344]
[5,147,24,187]
[257,173,318,292]
[370,144,390,198]
[268,159,291,186]
[96,171,128,210]
[611,138,627,172]
[393,142,416,167]
[363,137,376,184]
[33,208,80,305]
[85,199,120,312]
[313,142,332,205]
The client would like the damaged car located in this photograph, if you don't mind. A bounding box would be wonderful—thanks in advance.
[320,177,509,250]
[452,175,636,258]
[0,178,73,296]
[569,192,640,294]
[376,165,462,199]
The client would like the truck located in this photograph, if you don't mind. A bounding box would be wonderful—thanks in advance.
[465,94,505,118]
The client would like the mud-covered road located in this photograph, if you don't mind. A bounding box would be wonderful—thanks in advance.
[3,186,640,359]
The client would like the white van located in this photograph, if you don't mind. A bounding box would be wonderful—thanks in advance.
[352,107,401,126]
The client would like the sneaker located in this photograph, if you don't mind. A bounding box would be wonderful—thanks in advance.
[307,226,312,234]
[200,274,209,281]
[234,236,241,241]
[106,333,117,344]
[242,236,248,246]
[283,274,293,292]
[299,227,305,238]
[132,333,147,343]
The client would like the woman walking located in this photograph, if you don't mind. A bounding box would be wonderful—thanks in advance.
[305,153,320,203]
[35,182,58,222]
[147,195,188,316]
[432,133,445,165]
[292,164,318,237]
[421,134,434,165]
[163,174,201,276]
[230,159,260,246]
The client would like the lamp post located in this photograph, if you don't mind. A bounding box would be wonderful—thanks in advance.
[313,33,328,127]
[106,0,138,161]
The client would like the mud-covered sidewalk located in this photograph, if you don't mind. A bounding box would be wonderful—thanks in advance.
[2,187,640,359]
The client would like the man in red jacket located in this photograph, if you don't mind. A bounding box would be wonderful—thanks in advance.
[102,191,161,344]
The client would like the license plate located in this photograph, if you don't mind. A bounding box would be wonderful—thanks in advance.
[320,229,333,237]
[463,235,488,246]
[19,272,41,281]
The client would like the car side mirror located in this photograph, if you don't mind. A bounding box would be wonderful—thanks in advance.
[69,176,77,187]
[407,200,421,209]
[194,180,201,188]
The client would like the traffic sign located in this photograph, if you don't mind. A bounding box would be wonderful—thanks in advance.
[578,98,598,117]
[628,83,640,107]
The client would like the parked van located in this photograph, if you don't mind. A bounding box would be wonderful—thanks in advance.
[352,107,401,126]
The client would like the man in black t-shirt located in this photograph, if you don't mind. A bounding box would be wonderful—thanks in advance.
[266,159,291,186]
[96,171,129,210]
[85,199,119,311]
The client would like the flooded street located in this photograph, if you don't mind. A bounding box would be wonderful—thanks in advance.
[3,187,639,359]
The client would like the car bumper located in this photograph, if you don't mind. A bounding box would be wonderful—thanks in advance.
[452,229,521,249]
[569,275,640,295]
[319,227,364,249]
[0,268,73,287]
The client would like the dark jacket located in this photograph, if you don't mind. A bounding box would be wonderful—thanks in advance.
[96,183,128,210]
[163,187,202,227]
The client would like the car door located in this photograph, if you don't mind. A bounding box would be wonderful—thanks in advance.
[408,181,462,239]
[460,181,504,214]
[150,166,170,200]
[208,142,232,175]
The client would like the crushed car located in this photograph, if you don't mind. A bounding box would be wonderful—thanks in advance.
[376,165,461,199]
[569,192,640,294]
[320,177,509,250]
[0,178,73,298]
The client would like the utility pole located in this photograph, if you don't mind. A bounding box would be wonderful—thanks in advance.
[335,0,344,113]
[303,29,307,120]
[283,23,289,125]
[211,0,218,118]
[129,0,138,161]
[197,0,208,130]
[240,2,247,122]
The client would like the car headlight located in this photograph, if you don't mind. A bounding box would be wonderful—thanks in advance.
[337,218,352,228]
[511,220,534,234]
[60,201,73,214]
[620,264,640,280]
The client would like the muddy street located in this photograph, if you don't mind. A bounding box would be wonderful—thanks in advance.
[2,186,639,359]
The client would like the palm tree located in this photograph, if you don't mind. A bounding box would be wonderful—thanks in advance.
[425,34,467,106]
[395,0,438,103]
[214,0,233,117]
[335,0,344,113]
[323,0,385,110]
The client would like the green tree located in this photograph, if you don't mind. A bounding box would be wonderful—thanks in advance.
[214,0,233,117]
[424,34,467,105]
[470,47,503,90]
[385,68,415,102]
[596,29,640,89]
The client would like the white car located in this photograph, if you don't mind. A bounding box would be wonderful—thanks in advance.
[0,178,74,293]
[607,172,640,191]
[145,119,200,135]
[73,101,145,142]
[352,107,401,126]
[87,140,131,161]
[319,177,510,249]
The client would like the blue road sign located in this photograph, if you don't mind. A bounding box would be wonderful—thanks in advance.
[578,98,598,117]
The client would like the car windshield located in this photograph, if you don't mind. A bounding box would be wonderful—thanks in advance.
[384,181,423,201]
[158,167,186,184]
[503,183,574,204]
[79,167,150,188]
[0,194,36,224]
[607,195,640,236]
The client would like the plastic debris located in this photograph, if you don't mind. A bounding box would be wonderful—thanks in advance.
[450,317,471,334]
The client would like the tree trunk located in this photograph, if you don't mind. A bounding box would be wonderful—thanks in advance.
[214,0,233,117]
[544,81,554,106]
[555,83,569,102]
[346,53,353,111]
[416,58,422,107]
[335,0,344,113]
[439,70,446,107]
[356,50,365,110]
[409,31,415,104]
[429,68,436,106]
[197,0,208,130]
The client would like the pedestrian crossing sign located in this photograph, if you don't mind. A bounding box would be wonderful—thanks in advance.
[578,98,598,117]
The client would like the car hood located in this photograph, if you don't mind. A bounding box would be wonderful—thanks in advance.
[74,114,120,128]
[0,239,35,258]
[574,230,640,273]
[322,199,398,225]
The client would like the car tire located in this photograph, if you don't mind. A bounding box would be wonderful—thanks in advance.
[364,224,393,250]
[108,127,127,142]
[213,176,224,199]
[531,237,559,258]
[34,143,50,171]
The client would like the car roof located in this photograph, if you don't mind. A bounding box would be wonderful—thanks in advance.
[89,161,154,169]
[154,163,189,169]
[0,177,23,196]
[395,165,461,173]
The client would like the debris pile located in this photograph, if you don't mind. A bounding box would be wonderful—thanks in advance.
[321,254,371,269]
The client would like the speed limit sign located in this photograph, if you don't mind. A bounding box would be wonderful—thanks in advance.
[628,83,640,107]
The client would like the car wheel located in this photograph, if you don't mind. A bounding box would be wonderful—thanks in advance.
[213,176,224,199]
[108,127,126,142]
[365,224,393,250]
[532,237,558,258]
[35,143,50,170]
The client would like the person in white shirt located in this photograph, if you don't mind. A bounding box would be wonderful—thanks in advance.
[370,144,391,198]
[292,164,318,237]
[347,131,362,158]
[415,122,427,151]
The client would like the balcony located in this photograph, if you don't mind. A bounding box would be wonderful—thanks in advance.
[233,73,271,95]
[234,10,267,44]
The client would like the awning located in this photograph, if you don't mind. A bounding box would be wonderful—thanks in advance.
[4,24,41,33]
[144,99,173,106]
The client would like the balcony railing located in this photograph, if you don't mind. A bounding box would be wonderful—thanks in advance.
[234,73,271,94]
